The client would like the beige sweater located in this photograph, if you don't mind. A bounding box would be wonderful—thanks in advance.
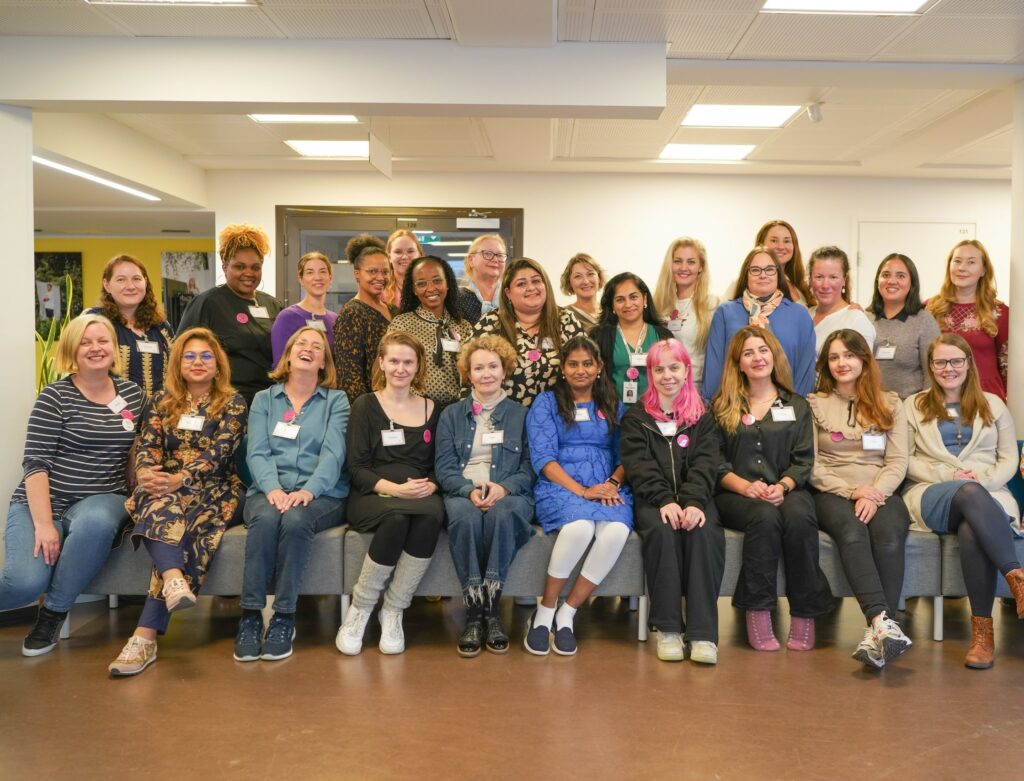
[901,392,1020,533]
[808,390,907,499]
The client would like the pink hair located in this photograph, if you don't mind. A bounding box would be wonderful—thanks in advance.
[641,339,704,427]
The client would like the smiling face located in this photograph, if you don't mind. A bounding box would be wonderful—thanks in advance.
[827,338,864,389]
[877,258,911,308]
[611,279,646,326]
[102,260,147,311]
[746,253,780,298]
[563,347,600,395]
[651,351,688,401]
[930,342,969,398]
[288,330,327,377]
[569,262,600,300]
[468,237,507,284]
[180,337,218,386]
[388,235,420,278]
[764,225,794,266]
[354,252,390,299]
[671,244,703,297]
[506,267,547,317]
[299,257,332,299]
[949,244,986,294]
[379,343,419,390]
[76,322,116,374]
[412,261,447,316]
[468,348,506,400]
[810,258,846,310]
[223,248,263,298]
[738,336,774,383]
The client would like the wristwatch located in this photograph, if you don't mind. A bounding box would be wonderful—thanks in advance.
[606,476,621,488]
[779,482,791,496]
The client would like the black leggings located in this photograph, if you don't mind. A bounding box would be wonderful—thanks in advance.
[947,482,1021,618]
[367,513,443,566]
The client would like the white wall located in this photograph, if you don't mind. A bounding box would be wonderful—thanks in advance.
[207,170,1012,305]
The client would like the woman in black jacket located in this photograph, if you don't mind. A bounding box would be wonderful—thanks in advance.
[621,339,724,665]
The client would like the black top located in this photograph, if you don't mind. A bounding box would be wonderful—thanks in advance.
[715,389,814,489]
[177,284,283,405]
[456,287,483,325]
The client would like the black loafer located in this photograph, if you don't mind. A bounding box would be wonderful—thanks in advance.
[457,619,484,658]
[485,615,510,654]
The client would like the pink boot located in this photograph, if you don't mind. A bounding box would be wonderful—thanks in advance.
[786,616,815,651]
[745,610,780,651]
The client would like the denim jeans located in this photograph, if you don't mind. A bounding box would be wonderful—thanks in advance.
[0,493,128,613]
[239,493,345,614]
[445,494,533,600]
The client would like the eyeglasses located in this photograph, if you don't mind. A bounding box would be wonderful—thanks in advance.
[358,267,389,277]
[183,351,215,363]
[472,250,507,262]
[413,276,445,291]
[748,266,778,277]
[931,357,967,369]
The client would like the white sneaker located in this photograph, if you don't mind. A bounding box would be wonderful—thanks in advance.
[656,631,685,662]
[688,640,718,665]
[851,625,884,669]
[874,611,912,663]
[378,608,405,654]
[335,605,371,656]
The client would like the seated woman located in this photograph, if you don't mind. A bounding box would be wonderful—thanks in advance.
[436,334,535,657]
[336,332,444,656]
[0,314,144,656]
[903,334,1024,669]
[523,335,632,656]
[235,326,350,663]
[712,326,833,652]
[108,328,246,676]
[621,340,724,665]
[809,329,912,670]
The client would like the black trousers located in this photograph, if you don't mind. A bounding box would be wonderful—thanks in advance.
[634,500,725,643]
[716,490,834,618]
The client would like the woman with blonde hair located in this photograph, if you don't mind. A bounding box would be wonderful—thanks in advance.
[457,233,508,324]
[108,327,246,675]
[560,252,605,329]
[382,229,424,310]
[270,251,338,364]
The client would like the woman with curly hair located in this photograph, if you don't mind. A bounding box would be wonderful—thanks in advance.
[382,229,424,310]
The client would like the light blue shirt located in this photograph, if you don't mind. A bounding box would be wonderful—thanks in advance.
[468,278,501,316]
[246,383,350,499]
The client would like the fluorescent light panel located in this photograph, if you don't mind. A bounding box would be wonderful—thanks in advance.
[659,144,755,162]
[249,114,358,124]
[426,241,473,247]
[682,104,801,128]
[761,0,926,13]
[285,140,369,158]
[32,156,161,202]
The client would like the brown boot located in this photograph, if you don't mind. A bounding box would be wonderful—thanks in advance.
[964,616,994,670]
[1005,568,1024,618]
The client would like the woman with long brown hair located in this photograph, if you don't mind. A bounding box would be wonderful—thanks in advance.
[382,229,424,310]
[755,219,812,305]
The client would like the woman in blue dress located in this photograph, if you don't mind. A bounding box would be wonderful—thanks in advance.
[523,335,632,656]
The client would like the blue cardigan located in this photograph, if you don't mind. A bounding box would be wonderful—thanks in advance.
[702,298,817,400]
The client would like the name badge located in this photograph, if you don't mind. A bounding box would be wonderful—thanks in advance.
[629,352,648,368]
[862,433,886,451]
[875,345,896,360]
[770,406,796,422]
[482,431,504,445]
[574,407,591,422]
[656,420,678,436]
[441,338,460,353]
[540,337,554,350]
[249,305,271,320]
[381,428,406,447]
[137,340,160,355]
[178,414,206,431]
[666,318,682,332]
[623,381,638,404]
[305,319,326,331]
[273,421,300,439]
[107,395,128,414]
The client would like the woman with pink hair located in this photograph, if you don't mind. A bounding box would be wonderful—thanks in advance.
[620,339,725,664]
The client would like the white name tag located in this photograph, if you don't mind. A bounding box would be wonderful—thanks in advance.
[249,305,271,320]
[305,319,326,331]
[862,433,886,451]
[770,406,796,422]
[666,318,682,332]
[137,340,160,355]
[177,414,206,431]
[273,421,300,439]
[875,345,896,360]
[381,428,406,447]
[629,352,647,368]
[574,407,591,422]
[623,381,638,404]
[441,338,460,353]
[482,431,504,445]
[107,395,127,414]
[656,420,678,436]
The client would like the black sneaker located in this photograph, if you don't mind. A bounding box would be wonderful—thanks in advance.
[552,617,578,656]
[233,612,264,662]
[523,610,550,656]
[261,614,296,661]
[22,607,66,657]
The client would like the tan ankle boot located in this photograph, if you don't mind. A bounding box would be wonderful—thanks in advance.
[964,616,994,670]
[1004,568,1024,618]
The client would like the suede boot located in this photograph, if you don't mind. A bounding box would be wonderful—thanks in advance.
[964,616,994,670]
[1004,568,1024,618]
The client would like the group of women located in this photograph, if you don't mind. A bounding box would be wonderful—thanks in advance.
[1,218,1022,677]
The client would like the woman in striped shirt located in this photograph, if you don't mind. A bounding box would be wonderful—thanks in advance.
[0,314,144,656]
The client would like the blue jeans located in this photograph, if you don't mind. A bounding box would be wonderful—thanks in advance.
[0,493,128,613]
[445,494,533,600]
[239,493,345,614]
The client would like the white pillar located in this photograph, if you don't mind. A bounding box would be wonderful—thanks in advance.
[1009,82,1024,425]
[0,105,37,498]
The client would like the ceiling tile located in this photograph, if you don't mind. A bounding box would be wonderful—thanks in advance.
[592,9,756,57]
[0,5,128,36]
[732,13,915,60]
[875,15,1024,63]
[95,6,284,38]
[925,0,1024,15]
[371,117,492,158]
[558,0,595,40]
[262,1,444,39]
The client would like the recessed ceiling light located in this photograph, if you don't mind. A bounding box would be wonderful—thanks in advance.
[659,144,755,162]
[85,1,257,6]
[32,156,161,202]
[682,104,801,128]
[761,0,926,14]
[249,114,359,124]
[285,140,369,158]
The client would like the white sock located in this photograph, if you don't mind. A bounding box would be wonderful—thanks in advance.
[555,603,577,631]
[533,604,555,630]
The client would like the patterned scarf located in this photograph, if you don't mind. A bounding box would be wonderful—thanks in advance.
[741,289,784,329]
[415,308,454,367]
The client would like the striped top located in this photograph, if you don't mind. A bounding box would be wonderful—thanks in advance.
[11,376,145,517]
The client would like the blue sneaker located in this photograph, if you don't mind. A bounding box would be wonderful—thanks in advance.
[523,610,550,656]
[261,614,296,661]
[552,618,577,656]
[233,612,264,662]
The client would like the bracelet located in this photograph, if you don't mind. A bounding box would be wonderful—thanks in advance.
[779,482,791,495]
[581,486,589,499]
[606,476,621,488]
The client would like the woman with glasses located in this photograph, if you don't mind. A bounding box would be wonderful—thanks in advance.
[387,256,473,408]
[702,246,816,400]
[382,229,424,311]
[333,235,397,403]
[108,328,246,676]
[457,234,508,324]
[807,246,875,355]
[559,253,605,329]
[270,251,338,365]
[903,334,1023,669]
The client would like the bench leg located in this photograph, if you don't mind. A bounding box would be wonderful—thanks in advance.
[933,595,943,642]
[108,595,119,609]
[340,594,350,624]
[59,611,72,640]
[627,596,638,611]
[637,595,649,642]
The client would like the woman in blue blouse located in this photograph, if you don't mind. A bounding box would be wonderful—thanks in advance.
[436,334,535,657]
[702,247,816,399]
[235,326,350,663]
[523,335,632,656]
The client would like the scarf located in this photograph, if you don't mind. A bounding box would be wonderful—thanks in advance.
[741,288,784,329]
[415,308,454,367]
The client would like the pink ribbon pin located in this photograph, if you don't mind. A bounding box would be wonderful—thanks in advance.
[423,430,432,444]
[527,349,541,362]
[236,312,249,324]
[597,409,606,420]
[830,431,844,443]
[741,413,755,426]
[626,367,639,380]
[472,402,483,416]
[283,410,296,422]
[120,410,134,421]
[670,309,680,320]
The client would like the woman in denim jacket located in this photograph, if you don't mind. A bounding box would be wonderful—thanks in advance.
[436,334,535,657]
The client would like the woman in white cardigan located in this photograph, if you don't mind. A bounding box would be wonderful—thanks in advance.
[903,333,1024,669]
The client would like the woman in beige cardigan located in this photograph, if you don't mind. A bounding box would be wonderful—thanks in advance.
[903,333,1024,669]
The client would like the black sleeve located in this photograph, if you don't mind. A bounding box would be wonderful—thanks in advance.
[176,292,206,336]
[780,398,814,489]
[344,395,382,494]
[620,408,676,508]
[678,412,720,509]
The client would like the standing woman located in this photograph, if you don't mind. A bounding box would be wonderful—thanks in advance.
[621,339,724,664]
[270,251,338,364]
[703,247,817,400]
[108,328,246,676]
[559,252,605,329]
[902,334,1024,669]
[387,255,473,407]
[867,253,941,399]
[333,240,397,403]
[712,327,833,652]
[591,272,672,405]
[336,332,444,656]
[87,254,173,398]
[435,335,535,657]
[523,335,632,656]
[809,329,912,669]
[382,229,424,310]
[926,240,1009,400]
[653,237,719,395]
[178,223,283,407]
[235,327,350,663]
[0,314,143,656]
[473,257,584,408]
[755,219,812,305]
[807,246,875,355]
[457,234,508,324]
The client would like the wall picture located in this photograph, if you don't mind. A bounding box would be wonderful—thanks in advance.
[162,251,215,331]
[34,251,84,339]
